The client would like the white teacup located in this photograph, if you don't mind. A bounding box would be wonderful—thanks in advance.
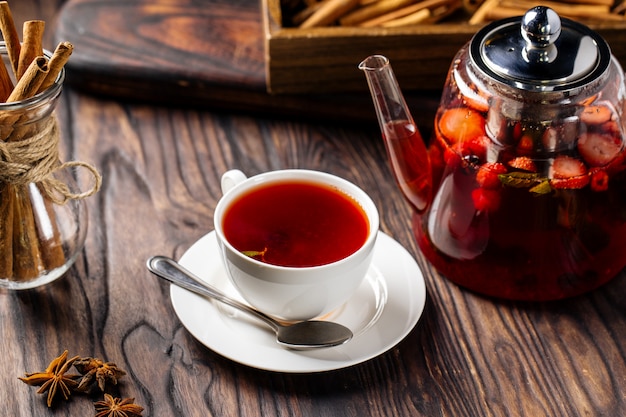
[213,169,380,321]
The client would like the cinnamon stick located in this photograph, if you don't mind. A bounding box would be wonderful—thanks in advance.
[361,1,427,26]
[502,0,609,14]
[29,183,66,271]
[382,8,431,26]
[11,184,45,281]
[0,182,14,278]
[566,0,614,5]
[0,50,13,101]
[0,1,20,79]
[293,1,325,25]
[614,0,626,14]
[497,0,613,19]
[7,56,48,103]
[468,0,499,24]
[359,0,453,27]
[462,0,484,13]
[301,0,360,28]
[17,20,45,80]
[480,5,523,20]
[486,4,622,21]
[340,0,417,26]
[37,42,73,94]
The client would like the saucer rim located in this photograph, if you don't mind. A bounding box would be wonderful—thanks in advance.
[170,230,426,373]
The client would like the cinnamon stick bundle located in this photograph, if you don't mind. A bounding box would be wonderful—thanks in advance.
[289,0,626,27]
[291,0,461,26]
[470,0,620,23]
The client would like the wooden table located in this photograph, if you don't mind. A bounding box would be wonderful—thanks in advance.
[2,1,625,416]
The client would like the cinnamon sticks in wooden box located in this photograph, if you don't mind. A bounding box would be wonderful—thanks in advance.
[296,0,463,27]
[286,0,626,28]
[470,0,625,24]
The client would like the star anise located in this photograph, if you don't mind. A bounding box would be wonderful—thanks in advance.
[94,393,144,417]
[74,357,127,392]
[19,350,81,407]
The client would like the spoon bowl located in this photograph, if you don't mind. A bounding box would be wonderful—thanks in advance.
[146,256,353,349]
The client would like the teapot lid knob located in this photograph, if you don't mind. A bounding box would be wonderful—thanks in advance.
[469,6,611,92]
[521,6,561,49]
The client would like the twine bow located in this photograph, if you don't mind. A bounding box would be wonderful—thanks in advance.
[0,117,101,204]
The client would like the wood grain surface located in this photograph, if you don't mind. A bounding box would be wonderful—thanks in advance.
[0,1,625,416]
[53,0,441,125]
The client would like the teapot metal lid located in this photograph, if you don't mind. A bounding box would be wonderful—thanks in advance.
[469,6,611,92]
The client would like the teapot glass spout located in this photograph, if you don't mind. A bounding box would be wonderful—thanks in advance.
[359,55,431,212]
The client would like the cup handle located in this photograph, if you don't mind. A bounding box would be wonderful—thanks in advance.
[221,169,247,194]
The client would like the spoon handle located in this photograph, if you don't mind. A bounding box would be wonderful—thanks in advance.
[146,256,280,331]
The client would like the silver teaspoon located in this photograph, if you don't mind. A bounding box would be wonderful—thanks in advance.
[146,256,353,349]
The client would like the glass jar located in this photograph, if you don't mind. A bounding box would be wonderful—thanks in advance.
[0,44,100,289]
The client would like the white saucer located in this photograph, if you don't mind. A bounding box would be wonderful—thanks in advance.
[170,230,426,373]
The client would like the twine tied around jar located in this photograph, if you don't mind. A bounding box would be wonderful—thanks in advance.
[0,116,101,204]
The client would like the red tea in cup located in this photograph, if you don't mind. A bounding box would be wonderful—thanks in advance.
[222,180,369,267]
[215,169,379,320]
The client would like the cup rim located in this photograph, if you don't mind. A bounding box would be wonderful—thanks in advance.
[214,169,380,272]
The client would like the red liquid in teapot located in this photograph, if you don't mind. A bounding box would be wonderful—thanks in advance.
[388,93,626,301]
[222,181,369,267]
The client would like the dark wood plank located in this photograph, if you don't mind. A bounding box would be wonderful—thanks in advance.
[53,0,441,125]
[56,0,265,89]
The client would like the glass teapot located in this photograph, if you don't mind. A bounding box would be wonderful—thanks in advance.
[360,6,626,301]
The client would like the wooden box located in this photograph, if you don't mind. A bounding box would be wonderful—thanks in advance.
[262,0,626,94]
